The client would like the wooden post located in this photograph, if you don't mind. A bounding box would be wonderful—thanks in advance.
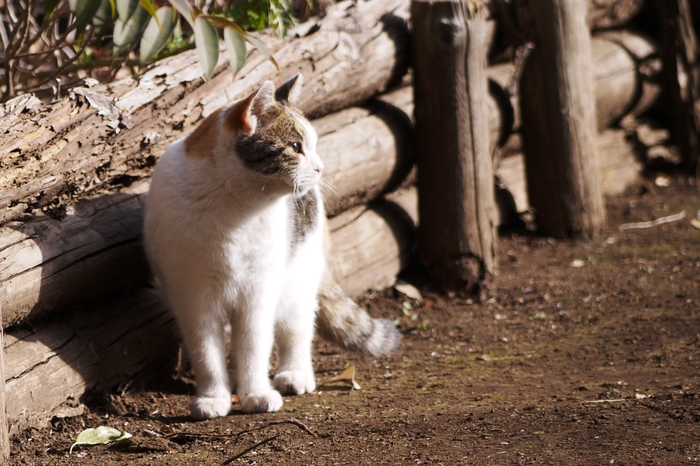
[655,0,700,172]
[519,0,605,238]
[412,0,496,295]
[0,306,10,460]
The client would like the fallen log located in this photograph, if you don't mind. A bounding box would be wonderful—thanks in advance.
[0,0,411,226]
[328,188,417,297]
[4,188,418,433]
[315,99,414,216]
[488,33,661,134]
[4,288,180,435]
[0,84,419,328]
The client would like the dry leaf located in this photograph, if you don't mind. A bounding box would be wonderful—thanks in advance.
[320,365,361,390]
[394,281,423,301]
[69,426,132,453]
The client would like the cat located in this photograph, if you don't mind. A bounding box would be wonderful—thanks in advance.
[143,74,401,418]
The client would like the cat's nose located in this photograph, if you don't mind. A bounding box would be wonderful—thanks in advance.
[314,160,324,175]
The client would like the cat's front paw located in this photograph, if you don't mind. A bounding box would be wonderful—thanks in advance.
[240,390,284,413]
[273,370,316,395]
[190,395,232,420]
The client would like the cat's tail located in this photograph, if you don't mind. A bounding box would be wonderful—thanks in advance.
[316,269,402,357]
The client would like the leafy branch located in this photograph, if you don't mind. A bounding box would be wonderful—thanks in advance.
[0,0,297,102]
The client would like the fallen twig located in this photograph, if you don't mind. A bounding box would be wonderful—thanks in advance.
[165,417,316,443]
[222,434,279,464]
[582,399,626,403]
[618,210,686,231]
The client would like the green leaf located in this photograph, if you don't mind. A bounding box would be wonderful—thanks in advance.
[69,426,132,454]
[113,4,149,56]
[169,0,194,27]
[138,0,161,29]
[69,0,101,40]
[91,0,114,32]
[116,0,139,22]
[245,34,279,72]
[193,16,219,81]
[223,27,247,76]
[140,7,177,65]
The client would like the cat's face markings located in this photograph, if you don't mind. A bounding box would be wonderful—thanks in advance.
[232,76,322,184]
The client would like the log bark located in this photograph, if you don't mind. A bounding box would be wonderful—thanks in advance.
[4,289,180,435]
[328,188,417,297]
[519,0,606,238]
[314,99,414,216]
[412,0,497,295]
[0,0,411,226]
[655,0,700,171]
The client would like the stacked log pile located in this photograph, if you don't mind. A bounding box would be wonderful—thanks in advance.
[0,0,676,436]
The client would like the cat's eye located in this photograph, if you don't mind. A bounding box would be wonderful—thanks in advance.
[291,142,302,153]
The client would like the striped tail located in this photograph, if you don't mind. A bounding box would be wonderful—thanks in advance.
[316,268,401,357]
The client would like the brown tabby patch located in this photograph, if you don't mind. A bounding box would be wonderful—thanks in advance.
[288,189,319,253]
[235,103,307,175]
[184,109,222,158]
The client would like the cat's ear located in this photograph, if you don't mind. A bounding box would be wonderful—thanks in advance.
[225,81,276,134]
[275,74,303,106]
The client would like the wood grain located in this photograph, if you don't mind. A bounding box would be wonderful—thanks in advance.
[412,0,497,294]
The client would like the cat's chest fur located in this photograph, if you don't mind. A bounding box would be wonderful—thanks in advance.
[147,140,319,306]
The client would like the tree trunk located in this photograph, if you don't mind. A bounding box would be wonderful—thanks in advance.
[328,188,417,297]
[519,0,606,238]
[655,0,700,171]
[315,99,415,216]
[496,128,643,216]
[0,0,411,226]
[412,0,496,295]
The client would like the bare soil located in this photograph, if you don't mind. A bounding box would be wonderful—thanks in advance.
[8,174,700,465]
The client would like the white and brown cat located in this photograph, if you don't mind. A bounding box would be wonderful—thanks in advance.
[143,75,400,418]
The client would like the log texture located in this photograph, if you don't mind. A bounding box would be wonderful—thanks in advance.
[520,0,605,238]
[328,188,417,297]
[315,99,414,216]
[412,0,496,294]
[0,0,411,226]
[4,289,179,435]
[587,0,644,30]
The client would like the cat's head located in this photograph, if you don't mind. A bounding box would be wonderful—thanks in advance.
[223,74,324,196]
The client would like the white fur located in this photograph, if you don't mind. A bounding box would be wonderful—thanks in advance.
[144,92,326,417]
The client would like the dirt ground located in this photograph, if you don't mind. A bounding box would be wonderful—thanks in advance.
[8,173,700,465]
